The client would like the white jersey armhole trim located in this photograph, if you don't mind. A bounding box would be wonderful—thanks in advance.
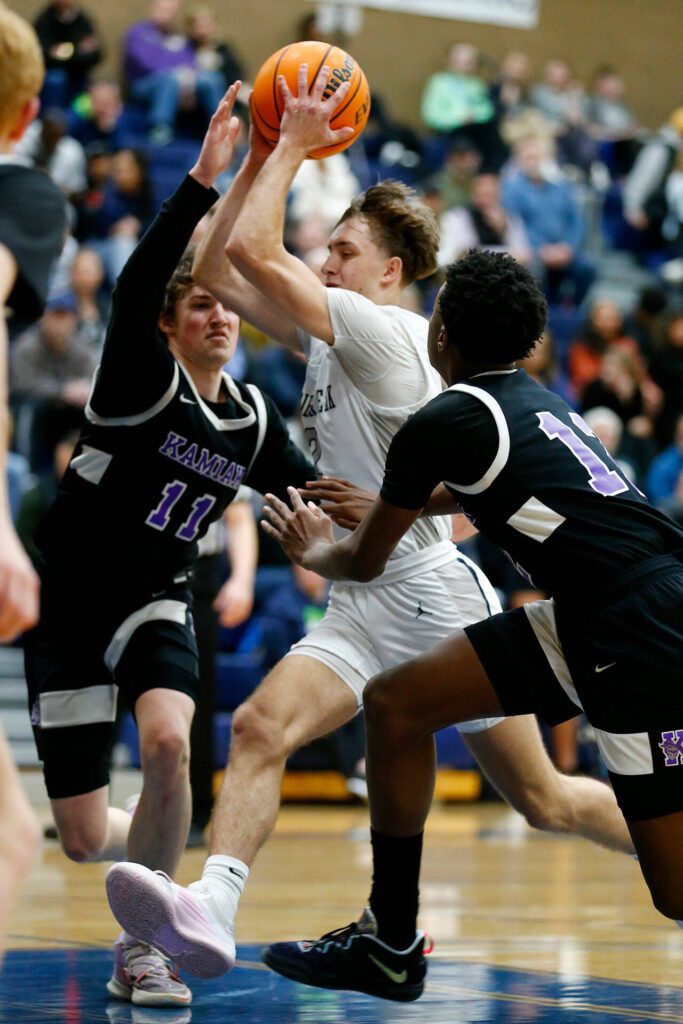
[86,363,179,427]
[245,384,268,472]
[442,382,510,495]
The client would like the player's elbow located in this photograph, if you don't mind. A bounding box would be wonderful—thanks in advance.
[347,553,386,583]
[225,232,259,272]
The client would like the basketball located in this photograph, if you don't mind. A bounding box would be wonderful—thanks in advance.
[250,40,371,159]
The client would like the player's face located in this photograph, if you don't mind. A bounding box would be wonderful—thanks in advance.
[170,286,239,369]
[321,216,395,299]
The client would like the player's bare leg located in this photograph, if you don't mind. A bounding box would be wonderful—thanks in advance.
[208,654,357,862]
[51,788,130,862]
[0,727,40,959]
[465,716,634,854]
[106,655,358,976]
[261,630,500,999]
[129,688,195,875]
[627,813,683,921]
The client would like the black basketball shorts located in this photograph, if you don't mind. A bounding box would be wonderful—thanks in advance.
[25,577,198,799]
[465,555,683,822]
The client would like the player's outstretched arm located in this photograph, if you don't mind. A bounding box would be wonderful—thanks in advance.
[214,498,257,628]
[226,64,354,345]
[262,487,420,583]
[193,118,301,349]
[300,479,465,530]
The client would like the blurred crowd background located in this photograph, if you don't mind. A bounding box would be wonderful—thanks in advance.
[6,0,683,822]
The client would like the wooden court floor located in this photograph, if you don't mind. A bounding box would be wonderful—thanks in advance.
[5,771,683,1023]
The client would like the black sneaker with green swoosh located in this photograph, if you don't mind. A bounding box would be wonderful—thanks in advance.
[261,907,426,1002]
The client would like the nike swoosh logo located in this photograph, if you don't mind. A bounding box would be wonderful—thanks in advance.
[180,395,196,405]
[228,866,246,880]
[367,954,408,984]
[595,662,617,673]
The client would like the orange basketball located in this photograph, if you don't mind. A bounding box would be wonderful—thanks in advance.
[250,40,371,160]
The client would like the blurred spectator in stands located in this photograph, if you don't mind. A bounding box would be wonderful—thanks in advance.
[123,0,224,145]
[428,135,481,211]
[650,310,683,445]
[70,247,107,349]
[46,232,78,299]
[289,155,360,231]
[582,405,639,485]
[73,141,112,241]
[502,134,595,306]
[490,51,533,124]
[581,348,659,447]
[10,292,95,409]
[4,412,32,527]
[530,58,595,173]
[438,171,531,266]
[587,67,641,179]
[186,6,246,97]
[10,293,95,473]
[623,108,683,255]
[518,330,575,406]
[646,413,683,505]
[34,0,102,110]
[82,147,154,286]
[624,284,669,359]
[68,79,133,152]
[16,108,87,204]
[421,44,503,171]
[489,51,534,164]
[568,297,643,394]
[659,469,683,528]
[360,94,424,182]
[16,428,79,566]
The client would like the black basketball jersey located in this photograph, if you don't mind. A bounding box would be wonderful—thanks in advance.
[35,173,314,595]
[381,369,683,598]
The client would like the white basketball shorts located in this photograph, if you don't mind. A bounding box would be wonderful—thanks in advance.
[287,548,504,733]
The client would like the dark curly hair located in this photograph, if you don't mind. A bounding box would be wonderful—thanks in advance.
[440,250,547,363]
[337,180,439,286]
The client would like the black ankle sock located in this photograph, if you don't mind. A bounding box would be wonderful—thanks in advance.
[369,828,423,950]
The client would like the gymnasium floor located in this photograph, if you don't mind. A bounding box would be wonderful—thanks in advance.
[6,771,683,1023]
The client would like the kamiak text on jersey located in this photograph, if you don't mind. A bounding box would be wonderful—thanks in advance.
[159,431,246,489]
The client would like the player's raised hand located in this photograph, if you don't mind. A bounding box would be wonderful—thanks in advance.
[299,477,376,531]
[0,518,39,642]
[261,486,334,567]
[277,64,355,158]
[190,81,243,188]
[247,106,273,165]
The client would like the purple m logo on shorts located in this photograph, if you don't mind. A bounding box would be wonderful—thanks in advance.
[658,730,683,766]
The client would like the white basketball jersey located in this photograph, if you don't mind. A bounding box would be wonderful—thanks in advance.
[298,288,453,582]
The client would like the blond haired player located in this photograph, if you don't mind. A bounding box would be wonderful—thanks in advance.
[0,4,67,956]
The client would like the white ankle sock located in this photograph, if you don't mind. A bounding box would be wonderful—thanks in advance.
[190,855,249,929]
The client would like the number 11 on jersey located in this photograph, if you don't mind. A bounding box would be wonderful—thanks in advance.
[146,480,217,541]
[537,411,628,497]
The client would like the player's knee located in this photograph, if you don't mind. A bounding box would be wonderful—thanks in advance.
[59,821,107,863]
[649,884,683,922]
[141,727,190,783]
[364,671,412,736]
[231,696,287,761]
[510,782,569,833]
